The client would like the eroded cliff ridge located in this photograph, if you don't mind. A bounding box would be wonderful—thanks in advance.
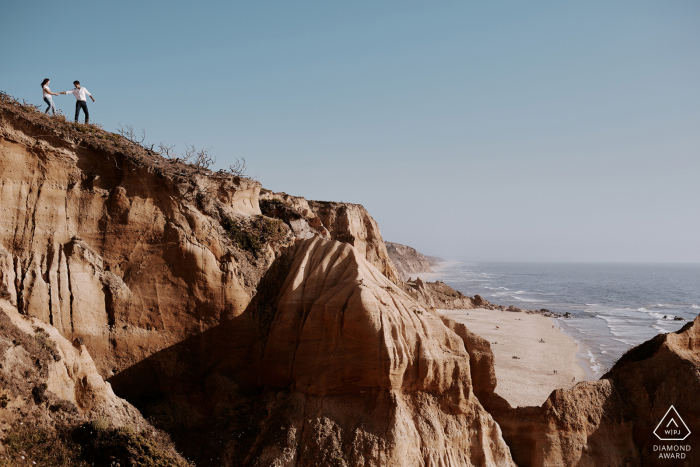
[245,237,514,466]
[2,97,700,467]
[0,300,190,465]
[260,190,401,284]
[384,241,440,280]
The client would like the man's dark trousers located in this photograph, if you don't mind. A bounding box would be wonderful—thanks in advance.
[75,100,89,123]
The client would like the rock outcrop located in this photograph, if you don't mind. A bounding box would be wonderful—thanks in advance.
[385,241,440,280]
[440,315,498,403]
[0,300,189,465]
[403,278,492,311]
[259,190,330,239]
[263,237,471,397]
[485,314,700,467]
[306,201,401,284]
[260,190,401,284]
[254,236,515,466]
[0,300,145,428]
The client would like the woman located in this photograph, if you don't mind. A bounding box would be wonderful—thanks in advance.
[41,78,59,115]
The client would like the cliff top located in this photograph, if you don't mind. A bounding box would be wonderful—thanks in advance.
[0,91,252,187]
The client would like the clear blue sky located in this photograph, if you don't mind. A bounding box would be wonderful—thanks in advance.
[2,1,699,262]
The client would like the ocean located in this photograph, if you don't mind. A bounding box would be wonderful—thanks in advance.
[424,262,700,379]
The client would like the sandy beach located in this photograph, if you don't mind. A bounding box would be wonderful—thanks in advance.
[440,308,587,408]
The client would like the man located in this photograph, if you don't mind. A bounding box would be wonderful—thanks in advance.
[62,81,95,124]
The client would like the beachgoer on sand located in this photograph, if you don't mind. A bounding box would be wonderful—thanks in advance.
[41,78,59,115]
[62,80,95,123]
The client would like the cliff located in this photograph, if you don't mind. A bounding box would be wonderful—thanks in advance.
[0,98,289,388]
[1,97,512,465]
[3,95,700,467]
[259,196,483,311]
[385,242,493,310]
[260,190,401,284]
[385,241,440,280]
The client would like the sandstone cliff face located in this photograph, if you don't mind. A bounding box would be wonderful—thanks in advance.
[486,314,700,467]
[258,197,486,313]
[259,190,330,239]
[263,237,471,397]
[307,200,401,285]
[0,301,145,428]
[0,104,294,384]
[403,278,490,311]
[385,241,439,280]
[253,237,515,466]
[105,237,516,466]
[260,191,401,284]
[440,315,498,403]
[0,299,190,465]
[0,299,190,467]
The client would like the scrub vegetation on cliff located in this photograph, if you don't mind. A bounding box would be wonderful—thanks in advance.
[221,215,286,255]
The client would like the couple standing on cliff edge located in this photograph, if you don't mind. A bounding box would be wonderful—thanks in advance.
[41,79,96,124]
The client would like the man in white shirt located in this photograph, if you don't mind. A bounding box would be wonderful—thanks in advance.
[62,80,95,124]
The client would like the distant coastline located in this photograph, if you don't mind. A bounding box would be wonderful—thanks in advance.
[418,261,699,378]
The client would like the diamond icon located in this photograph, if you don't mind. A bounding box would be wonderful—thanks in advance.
[654,406,691,441]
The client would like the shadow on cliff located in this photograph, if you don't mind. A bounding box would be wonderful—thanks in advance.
[108,246,298,466]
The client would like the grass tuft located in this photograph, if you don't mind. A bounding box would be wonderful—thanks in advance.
[89,416,111,432]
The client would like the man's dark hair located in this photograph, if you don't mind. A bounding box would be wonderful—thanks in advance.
[73,80,80,85]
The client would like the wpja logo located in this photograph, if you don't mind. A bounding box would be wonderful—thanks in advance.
[653,405,691,460]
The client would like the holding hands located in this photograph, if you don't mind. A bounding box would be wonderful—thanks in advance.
[42,79,95,123]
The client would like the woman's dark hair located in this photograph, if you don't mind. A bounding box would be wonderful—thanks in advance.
[41,78,50,87]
